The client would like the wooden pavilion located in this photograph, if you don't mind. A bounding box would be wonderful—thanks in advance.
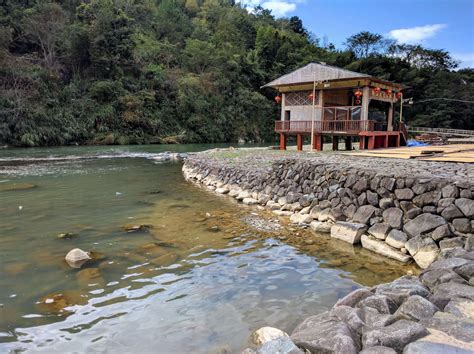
[263,62,408,151]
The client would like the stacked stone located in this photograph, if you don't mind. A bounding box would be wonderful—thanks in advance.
[183,153,474,269]
[243,249,474,353]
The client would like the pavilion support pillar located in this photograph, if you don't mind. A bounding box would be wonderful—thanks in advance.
[361,86,370,121]
[384,134,389,148]
[279,133,287,150]
[332,136,339,151]
[345,137,352,151]
[313,134,323,151]
[397,133,401,148]
[367,136,375,150]
[359,136,365,150]
[297,134,303,151]
[387,102,394,131]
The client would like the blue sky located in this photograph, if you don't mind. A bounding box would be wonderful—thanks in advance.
[241,0,474,68]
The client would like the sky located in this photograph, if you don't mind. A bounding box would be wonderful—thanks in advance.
[241,0,474,68]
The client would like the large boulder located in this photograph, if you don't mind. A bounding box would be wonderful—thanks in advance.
[455,198,474,218]
[441,204,464,221]
[361,319,428,352]
[65,248,91,268]
[367,223,391,240]
[290,213,312,224]
[439,237,465,250]
[331,222,367,244]
[429,282,474,310]
[442,185,459,198]
[382,208,403,229]
[394,188,414,200]
[431,224,452,241]
[405,236,440,269]
[309,221,332,233]
[291,312,361,354]
[404,330,474,354]
[420,268,468,292]
[353,205,378,224]
[335,288,373,308]
[453,218,472,233]
[444,298,474,319]
[413,191,441,207]
[385,230,408,249]
[393,295,439,322]
[404,213,447,237]
[420,311,474,343]
[356,294,398,315]
[361,235,412,263]
[375,276,431,306]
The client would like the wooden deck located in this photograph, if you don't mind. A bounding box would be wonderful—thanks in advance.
[350,144,474,163]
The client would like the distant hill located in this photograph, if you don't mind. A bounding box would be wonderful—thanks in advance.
[0,0,472,146]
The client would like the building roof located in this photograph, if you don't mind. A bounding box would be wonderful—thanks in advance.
[262,62,371,88]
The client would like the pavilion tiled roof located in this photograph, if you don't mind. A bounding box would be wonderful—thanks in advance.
[262,62,371,88]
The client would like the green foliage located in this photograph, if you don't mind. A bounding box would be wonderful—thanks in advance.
[0,3,472,147]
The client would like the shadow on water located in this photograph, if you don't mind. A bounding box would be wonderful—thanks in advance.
[0,145,415,353]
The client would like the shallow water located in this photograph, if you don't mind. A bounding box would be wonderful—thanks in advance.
[0,145,412,353]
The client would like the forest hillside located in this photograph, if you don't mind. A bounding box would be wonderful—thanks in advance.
[1,0,472,146]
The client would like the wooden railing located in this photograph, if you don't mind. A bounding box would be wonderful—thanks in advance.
[408,126,474,137]
[275,120,376,134]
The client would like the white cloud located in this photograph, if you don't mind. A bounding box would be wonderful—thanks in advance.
[262,1,296,16]
[389,24,447,44]
[240,0,300,17]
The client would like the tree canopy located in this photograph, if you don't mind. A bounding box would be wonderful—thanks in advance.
[0,0,472,147]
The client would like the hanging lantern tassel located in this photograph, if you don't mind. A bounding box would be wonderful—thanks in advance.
[274,95,282,103]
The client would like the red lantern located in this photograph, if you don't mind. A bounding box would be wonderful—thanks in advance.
[308,93,315,101]
[396,92,403,99]
[354,90,363,98]
[274,95,282,103]
[373,87,381,94]
[386,89,392,96]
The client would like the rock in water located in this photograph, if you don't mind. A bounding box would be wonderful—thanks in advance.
[65,248,91,268]
[330,222,367,244]
[252,327,290,346]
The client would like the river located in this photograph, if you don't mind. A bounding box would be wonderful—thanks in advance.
[0,144,412,353]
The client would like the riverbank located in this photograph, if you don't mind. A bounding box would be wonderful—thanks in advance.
[183,148,473,269]
[182,147,474,353]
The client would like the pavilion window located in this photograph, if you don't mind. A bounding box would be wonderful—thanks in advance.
[285,91,317,106]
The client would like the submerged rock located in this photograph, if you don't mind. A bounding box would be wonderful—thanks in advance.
[38,290,88,313]
[57,232,77,240]
[123,224,153,233]
[65,248,91,268]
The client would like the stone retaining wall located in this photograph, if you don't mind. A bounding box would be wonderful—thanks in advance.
[183,149,474,269]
